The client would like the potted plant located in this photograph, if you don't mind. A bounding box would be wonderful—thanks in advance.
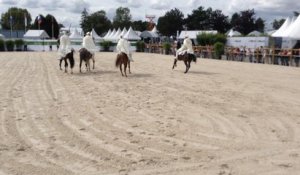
[163,42,171,55]
[15,39,24,51]
[100,41,112,51]
[136,41,145,52]
[214,42,225,59]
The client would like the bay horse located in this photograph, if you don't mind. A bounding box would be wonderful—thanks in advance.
[172,52,197,73]
[78,48,95,73]
[59,48,75,74]
[115,52,131,77]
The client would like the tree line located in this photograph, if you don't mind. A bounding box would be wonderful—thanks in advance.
[1,6,291,39]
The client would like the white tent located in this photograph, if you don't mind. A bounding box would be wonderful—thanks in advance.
[91,28,102,40]
[106,29,116,40]
[69,28,83,40]
[179,30,218,39]
[111,28,122,41]
[0,33,4,39]
[286,15,300,38]
[247,30,262,36]
[23,30,50,39]
[124,27,141,40]
[120,28,127,37]
[103,29,111,39]
[227,29,241,37]
[272,17,292,37]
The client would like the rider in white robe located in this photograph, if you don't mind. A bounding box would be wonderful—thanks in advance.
[176,35,194,59]
[116,35,133,62]
[58,31,71,58]
[82,32,96,54]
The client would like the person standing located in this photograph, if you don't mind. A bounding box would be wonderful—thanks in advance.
[116,35,133,62]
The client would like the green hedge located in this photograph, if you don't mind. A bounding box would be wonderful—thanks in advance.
[196,33,227,46]
[5,40,15,51]
[15,39,24,51]
[136,41,145,52]
[100,40,113,51]
[0,39,5,51]
[214,42,225,59]
[163,42,171,55]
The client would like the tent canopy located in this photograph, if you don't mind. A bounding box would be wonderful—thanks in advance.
[124,27,141,40]
[24,30,50,39]
[227,29,241,37]
[91,28,102,40]
[69,28,83,40]
[179,30,218,39]
[247,30,262,36]
[272,17,292,37]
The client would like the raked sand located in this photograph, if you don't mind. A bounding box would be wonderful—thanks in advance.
[0,52,300,175]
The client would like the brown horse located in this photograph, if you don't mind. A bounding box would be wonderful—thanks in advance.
[59,49,75,74]
[78,48,95,73]
[172,52,197,73]
[115,52,131,77]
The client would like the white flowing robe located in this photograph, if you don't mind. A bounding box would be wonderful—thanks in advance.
[82,35,96,54]
[116,38,132,61]
[58,34,71,57]
[177,38,194,56]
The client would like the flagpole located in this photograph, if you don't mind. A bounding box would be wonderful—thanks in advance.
[10,11,12,38]
[51,16,54,38]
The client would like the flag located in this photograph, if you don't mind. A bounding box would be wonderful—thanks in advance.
[37,15,42,25]
[24,14,27,27]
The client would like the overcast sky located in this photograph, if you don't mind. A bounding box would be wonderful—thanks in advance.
[1,0,299,29]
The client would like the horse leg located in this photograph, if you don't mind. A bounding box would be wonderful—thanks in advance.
[128,60,131,74]
[92,57,95,69]
[172,59,177,69]
[64,58,68,73]
[184,61,189,73]
[124,62,127,77]
[79,59,82,73]
[119,64,124,76]
[59,58,63,70]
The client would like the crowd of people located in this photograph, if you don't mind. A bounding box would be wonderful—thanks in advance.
[224,46,300,67]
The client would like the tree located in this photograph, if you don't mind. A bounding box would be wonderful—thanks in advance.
[157,8,184,36]
[185,6,230,33]
[131,20,148,31]
[44,14,60,38]
[255,17,265,33]
[113,7,132,29]
[230,9,265,35]
[209,9,230,33]
[80,9,112,35]
[1,7,32,30]
[185,6,208,30]
[80,8,90,34]
[272,19,285,30]
[89,11,111,36]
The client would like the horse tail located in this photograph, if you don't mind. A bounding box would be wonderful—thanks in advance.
[115,54,122,67]
[192,54,197,63]
[70,57,75,68]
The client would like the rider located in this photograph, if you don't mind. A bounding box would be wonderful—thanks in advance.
[176,35,194,60]
[116,35,134,62]
[58,31,71,59]
[82,32,96,55]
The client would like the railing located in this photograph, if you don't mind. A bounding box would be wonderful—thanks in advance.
[145,44,300,67]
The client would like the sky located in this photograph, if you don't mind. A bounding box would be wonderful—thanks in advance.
[0,0,299,30]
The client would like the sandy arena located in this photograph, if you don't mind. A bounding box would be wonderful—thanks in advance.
[0,52,300,175]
